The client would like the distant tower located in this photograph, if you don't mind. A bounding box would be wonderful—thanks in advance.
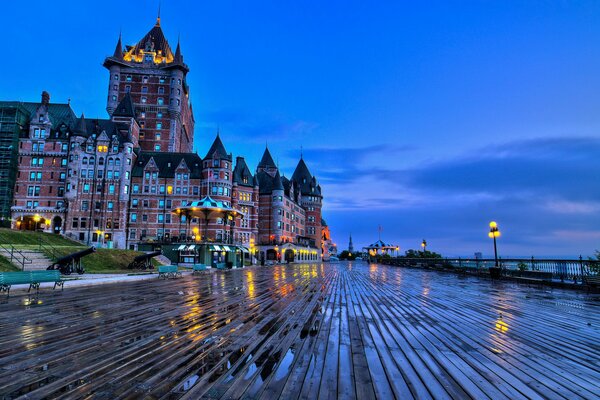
[348,234,354,253]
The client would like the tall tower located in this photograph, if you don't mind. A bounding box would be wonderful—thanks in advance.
[348,234,354,253]
[291,157,322,251]
[103,17,194,153]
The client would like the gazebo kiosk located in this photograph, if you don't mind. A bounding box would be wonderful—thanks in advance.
[363,239,400,262]
[173,195,246,268]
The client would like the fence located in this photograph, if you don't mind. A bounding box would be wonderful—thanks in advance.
[379,256,598,283]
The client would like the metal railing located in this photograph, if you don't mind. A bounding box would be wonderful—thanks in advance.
[379,256,599,283]
[38,235,59,262]
[0,241,32,270]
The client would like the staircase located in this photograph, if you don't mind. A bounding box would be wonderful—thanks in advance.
[19,250,54,270]
[0,247,54,271]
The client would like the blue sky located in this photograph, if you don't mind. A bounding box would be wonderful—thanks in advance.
[3,1,600,257]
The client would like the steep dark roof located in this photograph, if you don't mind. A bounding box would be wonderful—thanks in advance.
[174,40,183,64]
[78,118,133,144]
[258,147,276,169]
[256,170,284,194]
[204,134,231,160]
[113,34,124,59]
[112,93,136,118]
[233,157,254,187]
[132,152,203,179]
[129,20,173,61]
[74,114,87,136]
[292,158,322,196]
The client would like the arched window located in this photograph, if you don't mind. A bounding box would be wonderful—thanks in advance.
[89,156,95,165]
[82,157,88,165]
[99,157,105,166]
[115,158,121,167]
[107,158,114,166]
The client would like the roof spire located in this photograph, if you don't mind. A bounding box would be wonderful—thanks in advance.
[156,1,161,26]
[113,32,124,59]
[174,34,183,63]
[300,145,303,159]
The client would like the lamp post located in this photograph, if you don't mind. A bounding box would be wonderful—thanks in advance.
[488,221,501,267]
[421,239,427,254]
[33,214,41,231]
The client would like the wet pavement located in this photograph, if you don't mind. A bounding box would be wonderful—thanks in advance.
[0,261,598,399]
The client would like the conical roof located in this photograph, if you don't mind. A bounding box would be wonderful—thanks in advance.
[113,34,123,59]
[273,170,284,191]
[174,40,183,64]
[204,133,231,160]
[112,93,136,118]
[258,147,276,169]
[292,158,321,195]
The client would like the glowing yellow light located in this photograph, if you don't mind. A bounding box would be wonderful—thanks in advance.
[97,145,108,153]
[495,319,509,333]
[489,221,497,229]
[45,219,51,226]
[33,214,41,222]
[167,186,173,195]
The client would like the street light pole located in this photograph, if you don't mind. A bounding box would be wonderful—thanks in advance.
[421,239,427,254]
[488,221,500,267]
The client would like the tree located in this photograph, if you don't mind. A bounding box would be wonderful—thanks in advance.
[339,250,357,260]
[404,249,443,259]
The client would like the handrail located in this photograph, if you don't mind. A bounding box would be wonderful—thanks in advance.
[0,241,33,270]
[38,235,59,261]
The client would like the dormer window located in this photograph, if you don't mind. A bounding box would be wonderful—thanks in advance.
[39,116,44,123]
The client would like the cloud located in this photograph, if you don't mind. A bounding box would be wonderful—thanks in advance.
[320,136,600,257]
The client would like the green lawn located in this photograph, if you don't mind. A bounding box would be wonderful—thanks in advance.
[46,246,162,274]
[0,228,164,274]
[0,228,81,246]
[0,254,20,272]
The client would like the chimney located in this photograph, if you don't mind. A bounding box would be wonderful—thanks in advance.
[41,91,50,105]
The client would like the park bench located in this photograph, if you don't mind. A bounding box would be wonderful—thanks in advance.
[0,270,63,297]
[192,264,207,275]
[215,263,227,270]
[158,265,181,279]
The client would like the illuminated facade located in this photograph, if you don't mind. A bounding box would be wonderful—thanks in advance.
[6,18,327,263]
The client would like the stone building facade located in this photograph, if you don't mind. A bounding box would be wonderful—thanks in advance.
[7,18,326,263]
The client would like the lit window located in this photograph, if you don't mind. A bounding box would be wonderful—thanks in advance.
[97,145,108,153]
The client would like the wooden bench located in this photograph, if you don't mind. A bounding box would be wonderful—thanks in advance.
[158,265,181,279]
[0,270,63,297]
[215,263,227,270]
[192,264,207,275]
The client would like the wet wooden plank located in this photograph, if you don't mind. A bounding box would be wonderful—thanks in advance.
[0,262,598,399]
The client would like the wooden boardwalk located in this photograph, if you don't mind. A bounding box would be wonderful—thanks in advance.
[0,262,598,399]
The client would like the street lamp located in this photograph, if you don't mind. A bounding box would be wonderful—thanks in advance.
[488,221,501,267]
[33,214,41,231]
[421,239,427,254]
